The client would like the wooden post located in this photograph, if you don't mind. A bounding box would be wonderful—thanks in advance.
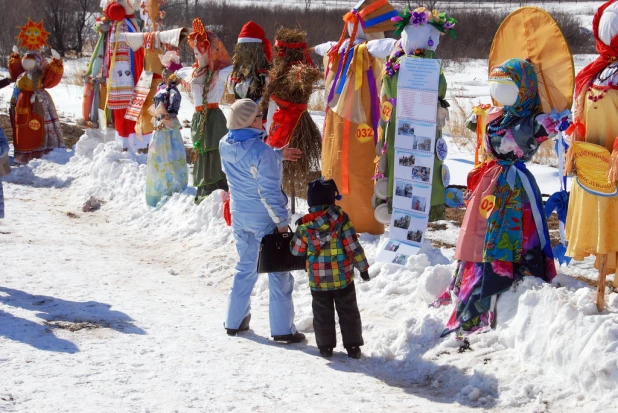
[597,254,608,312]
[291,188,296,215]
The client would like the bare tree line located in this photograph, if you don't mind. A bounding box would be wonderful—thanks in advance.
[0,0,594,68]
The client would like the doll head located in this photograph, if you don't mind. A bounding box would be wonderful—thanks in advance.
[392,7,456,54]
[103,0,139,21]
[598,1,618,46]
[401,24,441,53]
[21,51,45,72]
[332,0,397,56]
[489,58,540,115]
[188,18,231,71]
[489,76,519,106]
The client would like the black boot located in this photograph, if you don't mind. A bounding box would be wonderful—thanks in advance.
[273,332,306,343]
[319,347,333,358]
[346,345,361,359]
[226,314,251,336]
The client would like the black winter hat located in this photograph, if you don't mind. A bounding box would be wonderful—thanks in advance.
[307,178,342,207]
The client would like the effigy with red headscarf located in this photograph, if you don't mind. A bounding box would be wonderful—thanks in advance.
[565,0,618,291]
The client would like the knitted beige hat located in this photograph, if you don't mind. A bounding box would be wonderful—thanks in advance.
[227,98,259,130]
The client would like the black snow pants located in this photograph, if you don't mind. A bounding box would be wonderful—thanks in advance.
[311,282,363,349]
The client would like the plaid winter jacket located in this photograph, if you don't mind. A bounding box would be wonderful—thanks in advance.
[291,205,369,291]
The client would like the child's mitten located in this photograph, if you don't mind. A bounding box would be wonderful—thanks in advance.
[360,271,370,282]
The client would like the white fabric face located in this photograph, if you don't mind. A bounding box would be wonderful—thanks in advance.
[347,22,366,39]
[490,81,519,106]
[599,2,618,46]
[401,24,441,53]
[194,46,208,68]
[22,58,36,71]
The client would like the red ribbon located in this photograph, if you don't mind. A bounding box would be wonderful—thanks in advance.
[274,40,314,66]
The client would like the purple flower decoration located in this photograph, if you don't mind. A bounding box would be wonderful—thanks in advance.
[391,16,403,22]
[444,22,454,29]
[411,11,427,26]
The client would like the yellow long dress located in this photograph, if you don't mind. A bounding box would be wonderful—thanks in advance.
[565,72,618,277]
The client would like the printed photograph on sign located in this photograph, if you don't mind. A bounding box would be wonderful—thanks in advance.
[411,165,431,183]
[392,254,409,266]
[394,121,436,152]
[395,181,414,199]
[393,211,412,230]
[385,240,400,252]
[415,136,432,152]
[397,120,415,136]
[406,224,424,244]
[393,179,417,209]
[411,195,427,212]
[376,240,420,266]
[398,153,416,167]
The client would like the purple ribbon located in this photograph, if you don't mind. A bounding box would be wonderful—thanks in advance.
[366,66,379,145]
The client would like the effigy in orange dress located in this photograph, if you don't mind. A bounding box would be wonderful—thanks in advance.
[8,19,64,165]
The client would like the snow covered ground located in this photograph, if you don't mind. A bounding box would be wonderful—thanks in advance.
[2,6,618,409]
[2,129,618,413]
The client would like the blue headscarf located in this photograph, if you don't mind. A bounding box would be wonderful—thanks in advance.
[487,58,541,138]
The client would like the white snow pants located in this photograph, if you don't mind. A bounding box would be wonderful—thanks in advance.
[225,222,297,337]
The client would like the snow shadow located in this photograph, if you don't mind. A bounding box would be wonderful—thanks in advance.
[328,353,499,408]
[238,328,498,408]
[0,309,79,353]
[0,287,146,353]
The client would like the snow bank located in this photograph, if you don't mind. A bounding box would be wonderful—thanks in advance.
[32,139,614,411]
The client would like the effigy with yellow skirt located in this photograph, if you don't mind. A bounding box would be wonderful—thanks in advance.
[564,0,618,310]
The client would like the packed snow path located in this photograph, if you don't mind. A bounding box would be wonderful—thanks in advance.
[0,157,479,412]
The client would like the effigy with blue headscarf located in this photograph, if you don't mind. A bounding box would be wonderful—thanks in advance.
[433,58,557,337]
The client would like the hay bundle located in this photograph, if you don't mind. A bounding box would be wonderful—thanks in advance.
[261,28,323,205]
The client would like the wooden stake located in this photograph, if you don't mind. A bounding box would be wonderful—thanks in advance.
[597,254,608,312]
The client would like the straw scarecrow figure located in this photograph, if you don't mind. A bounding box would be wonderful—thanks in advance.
[261,28,322,212]
[229,21,272,104]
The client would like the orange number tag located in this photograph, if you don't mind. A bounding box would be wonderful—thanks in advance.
[381,101,393,122]
[479,195,496,219]
[356,124,374,143]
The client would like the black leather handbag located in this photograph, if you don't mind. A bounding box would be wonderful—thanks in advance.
[257,228,306,274]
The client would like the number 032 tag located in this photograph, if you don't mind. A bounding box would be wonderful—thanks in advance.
[356,124,374,143]
[479,195,496,219]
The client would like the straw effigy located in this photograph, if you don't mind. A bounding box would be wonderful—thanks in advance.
[261,28,323,207]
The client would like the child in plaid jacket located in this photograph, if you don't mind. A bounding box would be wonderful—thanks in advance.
[291,178,370,358]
